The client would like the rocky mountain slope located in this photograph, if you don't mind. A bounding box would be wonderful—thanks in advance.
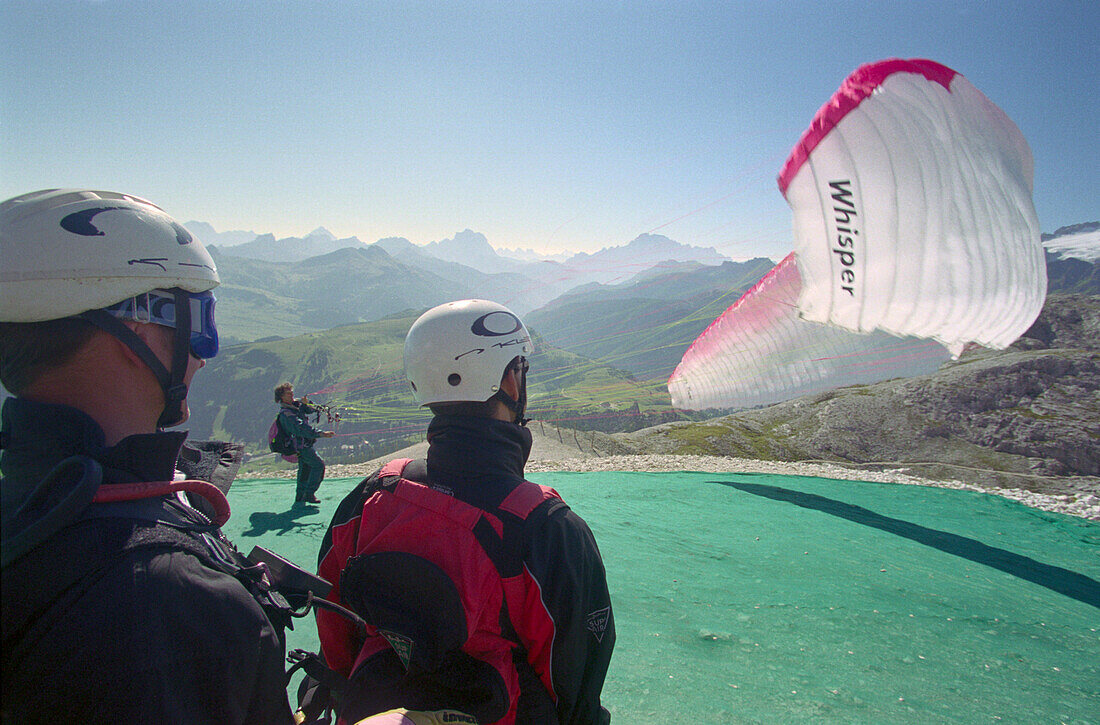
[605,294,1099,496]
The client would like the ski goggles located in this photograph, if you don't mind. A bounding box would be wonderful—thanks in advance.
[105,289,219,359]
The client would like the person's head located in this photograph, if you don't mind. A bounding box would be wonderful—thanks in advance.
[403,299,534,424]
[275,382,294,404]
[0,188,220,432]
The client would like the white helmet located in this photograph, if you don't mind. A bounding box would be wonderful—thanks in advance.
[404,299,533,406]
[0,188,218,322]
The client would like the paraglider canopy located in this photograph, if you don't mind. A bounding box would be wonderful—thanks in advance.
[669,58,1046,411]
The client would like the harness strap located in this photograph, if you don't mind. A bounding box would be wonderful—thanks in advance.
[92,479,231,526]
[378,457,412,480]
[368,458,565,644]
[1,456,103,569]
[2,513,283,669]
[3,450,238,570]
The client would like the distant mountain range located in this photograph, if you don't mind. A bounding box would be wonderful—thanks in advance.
[182,221,262,248]
[189,216,1098,275]
[185,220,734,282]
[207,245,470,342]
[5,217,1093,473]
[212,226,371,263]
[190,223,745,344]
[190,216,1098,372]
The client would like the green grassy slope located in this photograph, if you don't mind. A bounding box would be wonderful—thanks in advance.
[186,311,682,460]
[526,258,775,380]
[210,246,471,344]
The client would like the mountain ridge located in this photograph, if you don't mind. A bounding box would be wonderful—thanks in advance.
[608,293,1099,494]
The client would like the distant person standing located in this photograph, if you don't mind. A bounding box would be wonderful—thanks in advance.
[274,382,335,504]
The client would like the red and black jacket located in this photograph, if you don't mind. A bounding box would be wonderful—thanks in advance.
[317,415,614,724]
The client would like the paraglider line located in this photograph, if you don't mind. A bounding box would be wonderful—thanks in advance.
[643,185,748,235]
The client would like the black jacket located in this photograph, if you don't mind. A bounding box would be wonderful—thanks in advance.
[0,397,293,725]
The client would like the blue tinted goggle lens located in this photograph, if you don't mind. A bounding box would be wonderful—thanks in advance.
[188,292,218,359]
[106,290,219,359]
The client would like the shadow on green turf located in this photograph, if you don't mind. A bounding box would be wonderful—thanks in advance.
[241,505,328,537]
[715,478,1100,609]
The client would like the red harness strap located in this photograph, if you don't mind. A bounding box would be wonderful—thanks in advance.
[92,479,231,526]
[328,458,563,724]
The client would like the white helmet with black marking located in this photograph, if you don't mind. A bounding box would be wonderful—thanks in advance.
[404,299,533,412]
[0,189,220,427]
[0,188,218,322]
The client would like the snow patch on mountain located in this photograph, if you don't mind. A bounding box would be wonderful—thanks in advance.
[1043,223,1100,262]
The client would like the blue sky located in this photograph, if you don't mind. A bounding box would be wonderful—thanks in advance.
[2,1,1097,260]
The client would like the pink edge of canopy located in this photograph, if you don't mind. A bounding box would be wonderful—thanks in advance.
[776,58,958,196]
[667,252,797,388]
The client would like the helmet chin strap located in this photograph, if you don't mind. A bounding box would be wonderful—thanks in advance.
[78,288,193,430]
[492,388,529,426]
[491,364,530,427]
[159,289,192,428]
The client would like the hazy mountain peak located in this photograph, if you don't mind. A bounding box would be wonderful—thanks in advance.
[444,229,493,251]
[303,244,389,264]
[374,237,418,256]
[496,246,573,263]
[628,233,674,248]
[185,221,218,238]
[183,221,261,247]
[307,226,337,240]
[420,229,515,274]
[558,233,730,285]
[626,233,725,260]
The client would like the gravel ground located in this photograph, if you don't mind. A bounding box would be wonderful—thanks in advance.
[526,454,1100,521]
[301,439,1100,521]
[317,455,1099,521]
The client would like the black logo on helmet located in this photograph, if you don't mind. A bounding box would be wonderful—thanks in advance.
[60,206,193,245]
[470,311,522,337]
[128,258,169,271]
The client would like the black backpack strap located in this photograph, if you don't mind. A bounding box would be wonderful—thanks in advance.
[471,483,566,580]
[0,456,103,569]
[288,649,347,725]
[2,515,200,668]
[394,458,428,486]
[2,511,295,670]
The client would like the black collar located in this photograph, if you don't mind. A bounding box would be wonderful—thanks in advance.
[1,397,187,511]
[424,414,533,507]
